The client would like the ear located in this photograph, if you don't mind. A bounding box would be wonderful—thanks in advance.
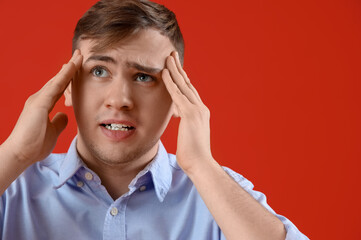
[64,82,73,107]
[171,103,180,118]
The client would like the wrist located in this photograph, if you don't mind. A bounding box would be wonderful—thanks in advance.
[0,140,32,195]
[182,156,220,180]
[0,139,33,169]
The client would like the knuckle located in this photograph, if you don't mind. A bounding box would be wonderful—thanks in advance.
[59,62,76,76]
[197,107,205,116]
[62,63,76,77]
[203,106,210,115]
[25,95,35,106]
[197,105,210,118]
[180,82,188,90]
[67,62,76,70]
[175,88,182,95]
[45,80,62,93]
[181,68,188,76]
[24,92,42,109]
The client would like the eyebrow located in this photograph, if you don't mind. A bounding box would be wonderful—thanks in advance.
[84,54,162,74]
[126,62,162,74]
[84,55,116,64]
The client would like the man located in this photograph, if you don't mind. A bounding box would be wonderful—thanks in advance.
[0,0,308,239]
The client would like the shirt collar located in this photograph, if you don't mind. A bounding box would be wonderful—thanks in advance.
[53,137,83,189]
[53,138,173,202]
[126,141,173,202]
[142,141,173,202]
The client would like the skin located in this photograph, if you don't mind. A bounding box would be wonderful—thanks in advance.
[64,30,177,197]
[0,52,82,193]
[0,29,286,240]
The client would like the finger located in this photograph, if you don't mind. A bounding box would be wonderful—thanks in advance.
[51,49,82,91]
[58,49,80,73]
[44,50,81,89]
[166,56,199,104]
[51,112,68,137]
[40,50,83,110]
[162,69,190,113]
[172,52,203,103]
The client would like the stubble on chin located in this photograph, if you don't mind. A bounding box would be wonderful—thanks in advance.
[84,138,159,167]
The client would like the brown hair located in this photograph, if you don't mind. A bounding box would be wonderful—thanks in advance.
[72,0,184,64]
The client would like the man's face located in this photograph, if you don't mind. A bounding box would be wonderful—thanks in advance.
[65,29,175,167]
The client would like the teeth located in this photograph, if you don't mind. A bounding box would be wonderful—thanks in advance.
[104,123,132,131]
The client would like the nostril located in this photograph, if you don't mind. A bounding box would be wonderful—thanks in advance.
[104,91,135,110]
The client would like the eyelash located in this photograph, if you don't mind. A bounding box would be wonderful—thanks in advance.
[90,66,109,78]
[89,66,155,83]
[135,73,155,83]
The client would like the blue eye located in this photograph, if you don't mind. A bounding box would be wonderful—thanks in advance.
[136,73,153,82]
[91,66,109,78]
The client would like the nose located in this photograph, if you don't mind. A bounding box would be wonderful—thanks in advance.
[104,78,134,111]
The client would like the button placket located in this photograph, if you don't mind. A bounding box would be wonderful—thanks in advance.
[85,172,93,181]
[139,185,147,192]
[110,207,119,216]
[104,202,125,239]
[76,181,84,187]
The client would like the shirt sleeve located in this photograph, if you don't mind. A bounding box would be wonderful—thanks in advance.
[0,194,4,237]
[221,167,309,240]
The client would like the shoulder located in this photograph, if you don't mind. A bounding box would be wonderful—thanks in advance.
[4,153,66,196]
[165,153,254,191]
[28,153,66,178]
[167,153,182,170]
[221,166,255,190]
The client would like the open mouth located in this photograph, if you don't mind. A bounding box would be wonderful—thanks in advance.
[100,123,135,131]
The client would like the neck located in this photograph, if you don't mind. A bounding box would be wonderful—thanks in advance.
[77,143,159,200]
[89,160,150,200]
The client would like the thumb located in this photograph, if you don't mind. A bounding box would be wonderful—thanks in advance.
[51,112,68,136]
[172,103,180,118]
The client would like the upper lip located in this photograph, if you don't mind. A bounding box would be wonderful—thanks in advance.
[100,119,136,128]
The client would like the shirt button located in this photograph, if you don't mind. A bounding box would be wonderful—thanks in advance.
[110,207,118,216]
[139,185,147,192]
[76,181,84,187]
[85,172,93,181]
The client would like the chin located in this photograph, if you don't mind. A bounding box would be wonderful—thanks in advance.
[86,138,159,166]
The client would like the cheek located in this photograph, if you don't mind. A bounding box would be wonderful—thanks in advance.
[141,87,173,123]
[71,78,86,109]
[71,75,100,119]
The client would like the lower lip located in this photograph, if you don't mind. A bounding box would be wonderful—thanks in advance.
[100,126,136,141]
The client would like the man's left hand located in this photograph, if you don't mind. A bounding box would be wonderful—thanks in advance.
[162,52,214,173]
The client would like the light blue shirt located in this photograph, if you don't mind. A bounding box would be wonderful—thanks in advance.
[1,138,308,239]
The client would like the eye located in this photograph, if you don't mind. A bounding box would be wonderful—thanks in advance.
[135,73,154,82]
[91,66,109,78]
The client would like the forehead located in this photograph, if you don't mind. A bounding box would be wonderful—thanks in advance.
[78,29,175,69]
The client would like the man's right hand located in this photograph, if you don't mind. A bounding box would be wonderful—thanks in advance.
[1,50,82,168]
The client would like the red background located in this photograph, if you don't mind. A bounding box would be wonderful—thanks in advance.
[1,0,360,239]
